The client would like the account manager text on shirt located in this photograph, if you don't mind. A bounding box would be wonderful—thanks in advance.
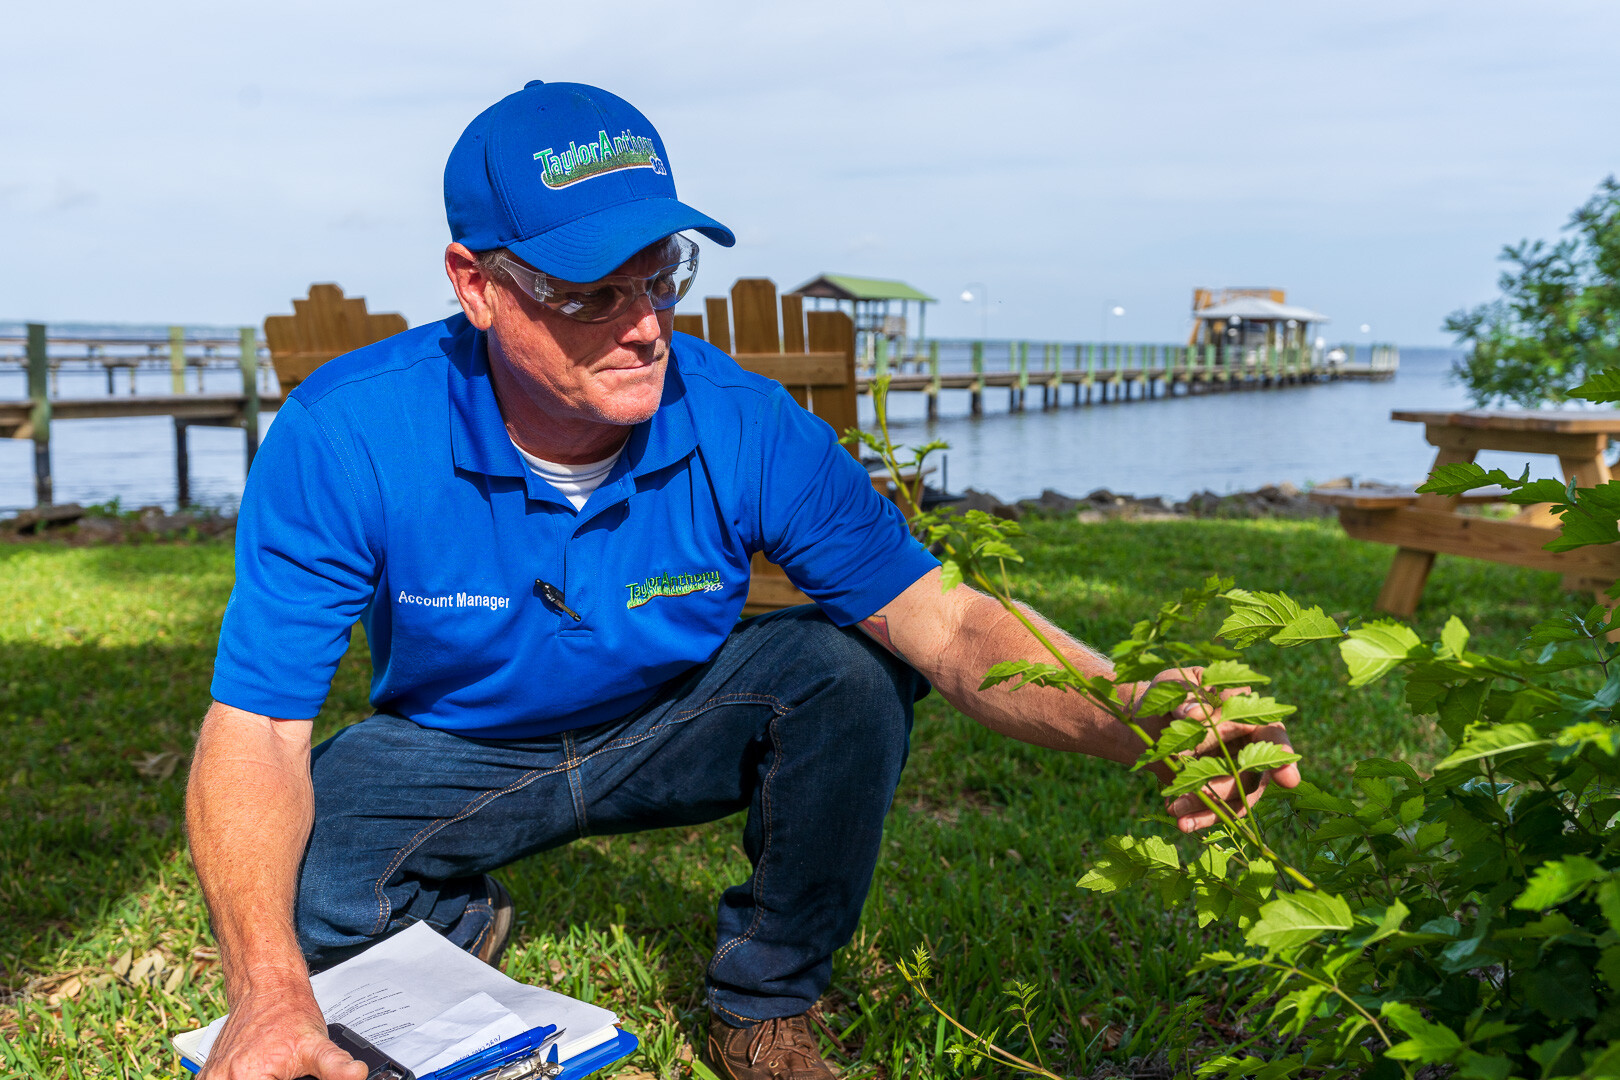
[186,80,1302,1080]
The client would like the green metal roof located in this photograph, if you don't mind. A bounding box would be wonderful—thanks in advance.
[790,274,937,303]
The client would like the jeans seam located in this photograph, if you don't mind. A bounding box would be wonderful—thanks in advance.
[563,731,588,838]
[368,761,571,936]
[711,999,765,1025]
[465,898,493,954]
[594,693,783,756]
[707,701,789,978]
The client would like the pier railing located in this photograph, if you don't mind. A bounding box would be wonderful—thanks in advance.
[855,338,1398,417]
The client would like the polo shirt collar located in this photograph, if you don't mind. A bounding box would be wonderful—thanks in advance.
[446,316,698,508]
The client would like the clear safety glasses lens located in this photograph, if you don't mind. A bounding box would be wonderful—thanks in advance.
[494,236,699,324]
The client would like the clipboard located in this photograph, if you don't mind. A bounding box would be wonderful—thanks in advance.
[177,1022,637,1080]
[172,923,637,1080]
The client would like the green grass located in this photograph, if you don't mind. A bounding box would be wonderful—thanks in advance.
[0,518,1575,1078]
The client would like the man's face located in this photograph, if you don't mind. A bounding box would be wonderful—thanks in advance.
[484,243,676,430]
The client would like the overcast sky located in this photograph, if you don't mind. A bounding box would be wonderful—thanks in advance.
[5,1,1617,345]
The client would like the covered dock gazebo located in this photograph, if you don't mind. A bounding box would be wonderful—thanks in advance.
[790,274,937,350]
[1189,288,1330,352]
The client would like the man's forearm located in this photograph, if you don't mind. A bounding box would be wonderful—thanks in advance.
[186,702,319,1001]
[864,569,1153,763]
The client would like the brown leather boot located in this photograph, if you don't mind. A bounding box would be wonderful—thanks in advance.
[707,1013,837,1079]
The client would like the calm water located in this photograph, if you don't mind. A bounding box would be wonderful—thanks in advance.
[859,346,1559,502]
[0,344,1565,515]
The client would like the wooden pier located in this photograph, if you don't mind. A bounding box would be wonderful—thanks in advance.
[2,286,402,508]
[852,340,1397,418]
[0,324,273,508]
[4,300,1398,510]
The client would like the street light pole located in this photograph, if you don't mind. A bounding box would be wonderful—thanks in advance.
[1101,302,1125,343]
[960,283,989,340]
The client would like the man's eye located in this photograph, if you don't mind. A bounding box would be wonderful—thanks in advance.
[562,286,618,307]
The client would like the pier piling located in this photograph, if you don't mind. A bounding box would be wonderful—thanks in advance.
[27,323,52,506]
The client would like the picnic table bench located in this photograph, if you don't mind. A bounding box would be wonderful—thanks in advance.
[1312,409,1620,616]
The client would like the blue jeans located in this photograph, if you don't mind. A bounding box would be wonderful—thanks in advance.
[296,606,925,1024]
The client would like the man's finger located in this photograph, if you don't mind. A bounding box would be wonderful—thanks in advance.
[303,1038,367,1080]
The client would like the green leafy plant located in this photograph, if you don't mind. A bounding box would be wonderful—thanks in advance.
[1446,175,1620,407]
[859,374,1620,1078]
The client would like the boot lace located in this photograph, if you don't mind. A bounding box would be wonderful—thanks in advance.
[745,1015,823,1069]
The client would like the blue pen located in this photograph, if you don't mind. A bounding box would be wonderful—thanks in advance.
[419,1023,562,1080]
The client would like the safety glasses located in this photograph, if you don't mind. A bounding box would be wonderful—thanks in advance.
[490,235,700,324]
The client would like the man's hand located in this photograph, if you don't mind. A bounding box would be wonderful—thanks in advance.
[1130,668,1302,834]
[198,982,366,1080]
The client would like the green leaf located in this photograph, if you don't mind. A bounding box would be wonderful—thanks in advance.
[1271,606,1344,646]
[1217,694,1297,725]
[1417,461,1525,495]
[1439,615,1470,659]
[1380,1001,1464,1063]
[1218,589,1302,647]
[1353,757,1423,785]
[1570,368,1620,402]
[1235,742,1302,773]
[1545,481,1620,550]
[1504,475,1575,506]
[1133,681,1191,717]
[939,558,964,591]
[1246,891,1354,952]
[1270,983,1330,1035]
[1435,680,1489,741]
[1162,756,1235,798]
[1599,880,1620,935]
[1131,835,1181,872]
[1155,718,1207,756]
[1598,945,1620,991]
[1455,1051,1512,1080]
[1076,850,1143,893]
[1359,898,1410,945]
[1512,855,1610,910]
[1433,722,1551,770]
[1340,621,1424,687]
[1199,659,1270,689]
[1526,1029,1577,1073]
[1287,781,1357,815]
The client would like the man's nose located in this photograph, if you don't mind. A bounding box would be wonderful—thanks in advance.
[617,293,663,345]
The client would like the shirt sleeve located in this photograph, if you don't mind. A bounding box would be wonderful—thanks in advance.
[755,386,939,625]
[210,397,382,718]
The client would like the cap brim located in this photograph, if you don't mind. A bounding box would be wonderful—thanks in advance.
[507,198,735,281]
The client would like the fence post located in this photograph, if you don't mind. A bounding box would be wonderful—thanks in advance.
[239,327,261,470]
[970,341,984,416]
[927,340,940,420]
[27,323,52,506]
[169,326,186,393]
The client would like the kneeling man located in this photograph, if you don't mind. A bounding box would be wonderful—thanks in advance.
[187,80,1299,1080]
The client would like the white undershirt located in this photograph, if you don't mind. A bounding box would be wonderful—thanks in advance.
[511,440,625,510]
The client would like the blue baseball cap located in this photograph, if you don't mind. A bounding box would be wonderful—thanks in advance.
[445,80,735,281]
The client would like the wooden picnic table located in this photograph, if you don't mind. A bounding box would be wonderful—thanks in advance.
[1311,409,1620,616]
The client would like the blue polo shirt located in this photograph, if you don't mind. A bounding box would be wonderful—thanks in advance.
[211,315,937,738]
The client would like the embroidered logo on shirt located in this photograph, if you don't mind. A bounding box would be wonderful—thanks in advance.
[624,570,724,609]
[533,129,667,189]
[397,590,511,611]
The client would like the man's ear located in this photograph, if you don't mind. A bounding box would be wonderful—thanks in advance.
[445,243,499,330]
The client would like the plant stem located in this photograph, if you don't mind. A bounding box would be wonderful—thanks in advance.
[1244,958,1393,1048]
[899,968,1066,1080]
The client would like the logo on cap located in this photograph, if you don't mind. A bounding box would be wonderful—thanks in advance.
[533,129,667,190]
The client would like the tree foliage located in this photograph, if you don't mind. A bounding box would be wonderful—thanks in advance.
[1446,176,1620,407]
